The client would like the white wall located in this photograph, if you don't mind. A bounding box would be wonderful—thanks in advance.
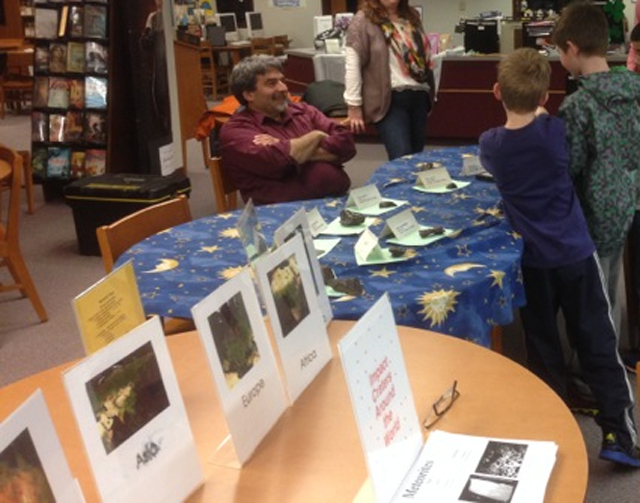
[255,0,638,50]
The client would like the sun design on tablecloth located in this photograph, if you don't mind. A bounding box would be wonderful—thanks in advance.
[417,289,459,326]
[200,245,220,253]
[219,266,244,280]
[220,228,240,239]
[488,270,505,288]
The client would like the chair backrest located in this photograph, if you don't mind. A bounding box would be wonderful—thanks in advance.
[201,130,238,213]
[250,36,276,56]
[0,144,22,248]
[96,195,192,273]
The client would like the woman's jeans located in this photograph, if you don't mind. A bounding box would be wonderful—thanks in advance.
[375,89,431,161]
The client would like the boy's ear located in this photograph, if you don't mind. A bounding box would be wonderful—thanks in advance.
[539,92,549,107]
[493,82,502,101]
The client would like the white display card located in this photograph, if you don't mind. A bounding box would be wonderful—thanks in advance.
[346,184,383,210]
[191,269,288,465]
[415,166,452,189]
[338,294,423,503]
[356,227,385,262]
[380,208,420,240]
[273,208,333,325]
[237,199,269,264]
[461,154,486,176]
[253,234,332,402]
[0,389,85,502]
[306,207,328,237]
[63,317,203,503]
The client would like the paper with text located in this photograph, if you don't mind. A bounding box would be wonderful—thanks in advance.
[254,234,332,402]
[191,269,287,464]
[0,389,85,502]
[338,294,423,503]
[63,317,203,503]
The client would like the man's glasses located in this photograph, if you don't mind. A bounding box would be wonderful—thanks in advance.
[423,380,460,430]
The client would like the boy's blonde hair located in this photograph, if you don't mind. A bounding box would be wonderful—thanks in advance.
[552,1,609,56]
[498,48,550,113]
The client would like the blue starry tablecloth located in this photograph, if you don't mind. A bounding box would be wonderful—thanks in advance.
[118,146,526,347]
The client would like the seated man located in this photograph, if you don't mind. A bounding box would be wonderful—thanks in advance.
[220,55,356,205]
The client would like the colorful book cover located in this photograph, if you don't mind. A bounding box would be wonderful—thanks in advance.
[34,45,49,73]
[68,78,84,109]
[31,111,48,142]
[84,112,107,143]
[47,77,70,109]
[66,41,85,73]
[35,8,58,39]
[69,5,84,37]
[33,76,49,108]
[71,150,86,178]
[65,111,84,142]
[58,5,69,37]
[31,147,48,180]
[84,76,107,109]
[47,147,71,178]
[85,41,108,74]
[83,4,107,39]
[49,43,67,73]
[48,113,66,142]
[85,149,107,176]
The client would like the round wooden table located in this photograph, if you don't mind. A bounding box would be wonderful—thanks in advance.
[0,321,587,502]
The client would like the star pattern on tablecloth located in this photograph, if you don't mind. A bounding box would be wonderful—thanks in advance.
[201,245,220,253]
[488,270,505,288]
[370,267,396,278]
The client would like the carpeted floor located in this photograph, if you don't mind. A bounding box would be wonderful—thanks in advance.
[1,113,639,502]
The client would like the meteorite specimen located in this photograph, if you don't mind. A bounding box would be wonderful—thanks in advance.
[340,209,365,226]
[419,226,445,238]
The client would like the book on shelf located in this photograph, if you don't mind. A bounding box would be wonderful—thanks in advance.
[69,5,84,38]
[85,149,107,176]
[66,42,85,73]
[68,78,84,109]
[48,77,70,109]
[84,76,107,109]
[33,76,49,108]
[34,45,50,73]
[58,5,69,37]
[31,112,48,143]
[35,8,58,39]
[84,4,107,39]
[85,42,108,74]
[47,147,71,178]
[49,43,67,73]
[31,147,48,180]
[71,150,86,178]
[66,111,84,142]
[49,113,66,142]
[84,112,107,144]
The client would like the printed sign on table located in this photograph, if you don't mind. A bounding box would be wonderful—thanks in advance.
[273,207,333,325]
[355,228,412,266]
[191,269,288,465]
[63,317,203,503]
[237,199,269,264]
[0,389,84,502]
[338,294,423,503]
[346,184,407,216]
[73,260,146,354]
[253,233,332,402]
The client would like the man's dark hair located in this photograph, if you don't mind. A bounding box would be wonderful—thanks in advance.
[552,1,609,56]
[230,55,284,106]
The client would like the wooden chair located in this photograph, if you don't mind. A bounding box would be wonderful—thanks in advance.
[273,35,291,56]
[201,133,238,213]
[0,53,33,119]
[250,37,276,56]
[200,42,230,100]
[96,195,192,274]
[0,144,47,322]
[96,195,194,334]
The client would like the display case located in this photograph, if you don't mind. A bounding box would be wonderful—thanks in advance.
[30,1,110,182]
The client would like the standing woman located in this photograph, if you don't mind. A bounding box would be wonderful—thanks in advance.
[344,0,435,160]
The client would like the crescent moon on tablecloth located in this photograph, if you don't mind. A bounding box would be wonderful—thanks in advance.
[142,258,179,273]
[444,263,486,277]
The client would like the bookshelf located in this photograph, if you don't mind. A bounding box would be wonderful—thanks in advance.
[19,0,36,41]
[30,1,110,182]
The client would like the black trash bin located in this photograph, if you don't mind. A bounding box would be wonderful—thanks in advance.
[64,172,191,256]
